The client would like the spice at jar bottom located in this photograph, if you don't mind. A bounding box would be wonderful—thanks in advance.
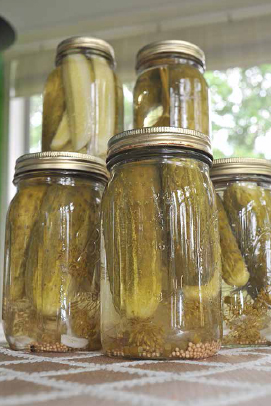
[105,340,221,360]
[223,285,271,346]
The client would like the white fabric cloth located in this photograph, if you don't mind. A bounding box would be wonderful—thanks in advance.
[0,339,271,406]
[0,322,5,343]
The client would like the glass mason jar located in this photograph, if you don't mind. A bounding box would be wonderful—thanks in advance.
[42,36,124,161]
[134,40,210,136]
[211,158,271,346]
[2,152,108,352]
[101,127,222,359]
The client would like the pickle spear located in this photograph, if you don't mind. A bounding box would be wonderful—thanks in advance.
[133,68,163,128]
[142,67,170,127]
[216,195,249,287]
[50,112,71,151]
[62,54,94,151]
[42,66,66,151]
[92,56,115,159]
[6,185,47,301]
[103,163,163,319]
[134,64,210,135]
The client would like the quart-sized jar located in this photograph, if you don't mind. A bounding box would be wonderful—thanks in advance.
[42,36,124,161]
[211,158,271,346]
[101,127,222,359]
[134,40,210,136]
[2,152,108,352]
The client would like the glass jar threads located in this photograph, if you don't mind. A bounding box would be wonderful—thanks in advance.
[133,40,210,136]
[211,158,271,346]
[42,36,124,160]
[101,127,222,359]
[2,152,108,352]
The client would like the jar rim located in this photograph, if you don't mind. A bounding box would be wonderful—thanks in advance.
[211,157,271,182]
[14,152,109,181]
[136,40,205,71]
[107,127,212,166]
[56,36,115,66]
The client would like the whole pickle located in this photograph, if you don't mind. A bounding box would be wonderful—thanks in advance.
[216,195,249,287]
[161,159,221,291]
[5,183,47,301]
[26,182,101,317]
[182,267,220,303]
[224,183,271,297]
[103,162,164,319]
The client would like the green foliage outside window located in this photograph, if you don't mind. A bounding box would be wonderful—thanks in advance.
[206,65,271,159]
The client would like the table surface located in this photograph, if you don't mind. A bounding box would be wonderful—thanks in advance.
[1,324,271,406]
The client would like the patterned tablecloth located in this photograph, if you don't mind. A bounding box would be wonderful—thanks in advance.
[1,323,271,406]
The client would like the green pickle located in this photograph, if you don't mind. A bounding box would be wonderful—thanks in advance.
[162,159,221,344]
[6,184,47,302]
[3,183,47,348]
[42,39,123,159]
[162,160,220,290]
[102,162,165,357]
[134,63,209,134]
[216,195,249,287]
[217,183,271,346]
[103,162,163,320]
[4,177,103,352]
[224,183,271,296]
[102,156,221,359]
[42,67,66,151]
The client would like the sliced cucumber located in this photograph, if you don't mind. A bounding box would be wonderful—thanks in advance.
[50,112,71,150]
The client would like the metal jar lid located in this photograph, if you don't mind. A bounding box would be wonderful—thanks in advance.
[211,157,271,182]
[14,152,109,181]
[56,36,115,65]
[136,40,205,71]
[107,127,212,165]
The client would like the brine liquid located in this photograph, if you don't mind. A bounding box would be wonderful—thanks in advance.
[3,176,104,352]
[134,62,210,136]
[42,54,123,161]
[101,157,222,359]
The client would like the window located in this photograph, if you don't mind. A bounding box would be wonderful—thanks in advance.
[207,64,271,159]
[29,95,42,153]
[123,83,134,130]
